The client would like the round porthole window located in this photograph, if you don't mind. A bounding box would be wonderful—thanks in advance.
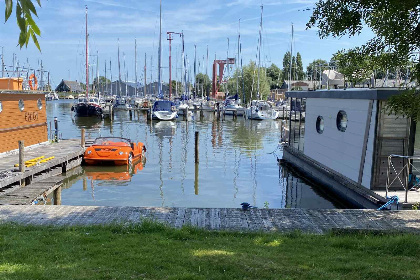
[0,101,2,113]
[336,110,348,132]
[37,98,43,110]
[316,116,324,134]
[18,99,24,111]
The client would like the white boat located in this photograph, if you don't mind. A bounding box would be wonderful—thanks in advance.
[45,92,59,101]
[246,100,278,120]
[224,97,245,116]
[114,96,131,110]
[151,100,178,121]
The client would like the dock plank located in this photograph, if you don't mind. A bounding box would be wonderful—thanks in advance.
[0,206,419,234]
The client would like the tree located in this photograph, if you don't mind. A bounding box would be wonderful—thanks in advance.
[266,63,282,89]
[307,0,419,78]
[227,61,270,104]
[4,0,42,51]
[333,48,374,87]
[296,52,305,80]
[306,59,328,81]
[282,52,291,82]
[195,73,211,96]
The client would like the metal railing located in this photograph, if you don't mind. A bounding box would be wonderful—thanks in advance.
[386,154,420,202]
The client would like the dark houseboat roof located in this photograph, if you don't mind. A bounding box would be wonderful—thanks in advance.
[286,88,404,100]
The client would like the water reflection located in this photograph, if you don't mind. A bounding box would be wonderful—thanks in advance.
[85,160,144,185]
[47,101,343,209]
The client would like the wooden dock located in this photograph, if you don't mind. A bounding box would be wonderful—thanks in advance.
[0,139,84,203]
[0,206,419,234]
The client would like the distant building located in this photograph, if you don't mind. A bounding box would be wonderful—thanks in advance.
[55,80,84,93]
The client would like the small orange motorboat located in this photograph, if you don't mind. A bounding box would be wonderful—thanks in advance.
[84,137,146,166]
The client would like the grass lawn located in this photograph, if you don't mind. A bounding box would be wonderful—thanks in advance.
[0,221,419,280]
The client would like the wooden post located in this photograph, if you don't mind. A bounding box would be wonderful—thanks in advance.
[83,177,87,191]
[54,117,58,142]
[18,140,24,173]
[194,163,199,195]
[233,110,237,119]
[109,104,113,118]
[282,107,285,120]
[149,106,153,121]
[81,128,86,148]
[53,186,62,205]
[19,140,25,186]
[195,131,199,163]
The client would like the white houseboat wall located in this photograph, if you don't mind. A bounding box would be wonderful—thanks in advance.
[282,88,413,209]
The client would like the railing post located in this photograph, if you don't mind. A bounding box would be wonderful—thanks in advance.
[18,140,25,187]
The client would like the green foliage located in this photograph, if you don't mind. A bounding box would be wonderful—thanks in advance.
[195,73,211,96]
[333,47,374,86]
[4,0,42,51]
[296,52,305,80]
[307,0,419,81]
[385,89,420,122]
[306,59,328,81]
[266,63,282,89]
[227,61,270,104]
[282,51,305,81]
[413,202,419,210]
[93,76,111,86]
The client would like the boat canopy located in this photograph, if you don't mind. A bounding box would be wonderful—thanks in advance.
[153,100,175,111]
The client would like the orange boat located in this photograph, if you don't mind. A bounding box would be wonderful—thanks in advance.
[84,137,146,165]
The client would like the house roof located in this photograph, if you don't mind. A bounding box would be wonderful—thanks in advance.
[56,80,83,92]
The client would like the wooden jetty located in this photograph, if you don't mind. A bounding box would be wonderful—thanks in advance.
[0,139,84,204]
[0,206,419,234]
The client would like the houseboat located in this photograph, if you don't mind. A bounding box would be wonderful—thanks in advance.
[282,88,416,209]
[0,85,48,154]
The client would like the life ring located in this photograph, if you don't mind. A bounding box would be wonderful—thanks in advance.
[29,74,38,90]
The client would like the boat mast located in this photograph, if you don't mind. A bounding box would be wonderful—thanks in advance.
[157,0,162,97]
[289,23,293,91]
[118,38,121,96]
[257,5,262,100]
[144,53,147,96]
[135,38,137,97]
[194,44,196,98]
[236,19,240,96]
[110,60,112,95]
[104,59,107,94]
[227,38,229,97]
[96,51,99,97]
[85,6,89,98]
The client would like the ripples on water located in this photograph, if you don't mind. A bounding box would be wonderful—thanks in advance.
[46,100,345,209]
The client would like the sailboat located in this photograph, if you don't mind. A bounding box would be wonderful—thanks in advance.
[225,20,245,116]
[245,5,278,120]
[72,6,103,117]
[150,0,178,121]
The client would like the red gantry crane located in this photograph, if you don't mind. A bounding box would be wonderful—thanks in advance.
[212,58,235,99]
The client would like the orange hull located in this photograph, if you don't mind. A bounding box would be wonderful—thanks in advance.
[83,137,146,166]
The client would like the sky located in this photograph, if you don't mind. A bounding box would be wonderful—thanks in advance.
[0,0,375,87]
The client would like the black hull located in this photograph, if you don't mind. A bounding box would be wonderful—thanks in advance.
[72,103,103,117]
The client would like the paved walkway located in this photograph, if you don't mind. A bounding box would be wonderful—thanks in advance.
[0,205,419,234]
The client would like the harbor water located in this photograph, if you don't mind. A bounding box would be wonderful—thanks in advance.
[46,100,349,209]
